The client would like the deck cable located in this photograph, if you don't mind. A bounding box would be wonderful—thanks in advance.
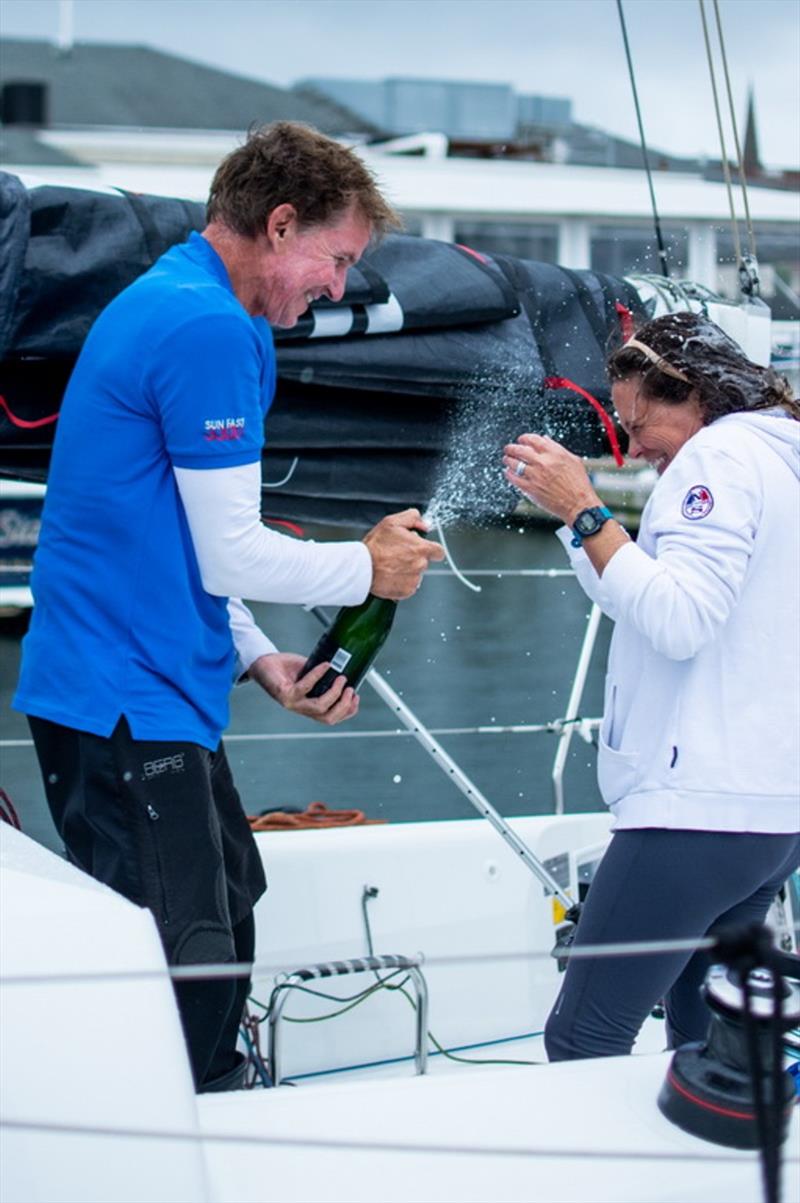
[262,886,545,1071]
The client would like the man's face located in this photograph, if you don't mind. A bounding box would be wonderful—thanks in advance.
[249,203,372,327]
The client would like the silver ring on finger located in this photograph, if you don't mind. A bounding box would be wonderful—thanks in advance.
[515,460,526,477]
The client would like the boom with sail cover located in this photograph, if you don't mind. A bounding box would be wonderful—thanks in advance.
[0,173,646,526]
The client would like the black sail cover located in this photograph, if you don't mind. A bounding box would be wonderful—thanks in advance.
[0,173,646,527]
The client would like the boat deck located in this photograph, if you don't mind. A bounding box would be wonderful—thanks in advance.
[265,1014,665,1091]
[198,1051,798,1203]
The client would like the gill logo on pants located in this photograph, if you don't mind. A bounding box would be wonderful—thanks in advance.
[141,753,185,780]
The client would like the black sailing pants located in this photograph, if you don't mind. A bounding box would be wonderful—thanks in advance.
[28,715,267,1089]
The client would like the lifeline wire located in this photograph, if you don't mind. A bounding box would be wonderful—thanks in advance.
[0,931,783,988]
[1,718,602,748]
[0,1116,781,1165]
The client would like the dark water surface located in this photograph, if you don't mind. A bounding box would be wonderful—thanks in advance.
[1,523,612,857]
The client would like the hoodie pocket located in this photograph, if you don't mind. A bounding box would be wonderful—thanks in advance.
[597,737,640,806]
[597,681,639,806]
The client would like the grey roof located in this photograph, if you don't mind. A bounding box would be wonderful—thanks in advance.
[559,123,701,173]
[0,39,378,135]
[0,125,86,166]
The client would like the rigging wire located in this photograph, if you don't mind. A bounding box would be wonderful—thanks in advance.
[615,0,671,279]
[712,0,757,261]
[697,0,743,273]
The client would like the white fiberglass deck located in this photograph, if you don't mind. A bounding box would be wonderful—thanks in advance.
[198,1053,799,1203]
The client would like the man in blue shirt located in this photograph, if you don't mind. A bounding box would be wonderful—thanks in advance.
[15,122,443,1091]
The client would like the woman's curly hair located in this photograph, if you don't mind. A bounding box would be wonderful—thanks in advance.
[607,312,799,423]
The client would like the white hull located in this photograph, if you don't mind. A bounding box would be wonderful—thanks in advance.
[2,816,797,1203]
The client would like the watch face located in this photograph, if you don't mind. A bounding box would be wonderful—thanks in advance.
[574,509,602,535]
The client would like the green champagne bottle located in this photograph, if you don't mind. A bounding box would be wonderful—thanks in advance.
[300,594,397,697]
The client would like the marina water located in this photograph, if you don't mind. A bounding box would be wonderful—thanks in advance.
[1,523,611,854]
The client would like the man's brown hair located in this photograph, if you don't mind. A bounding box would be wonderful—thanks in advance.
[207,121,401,238]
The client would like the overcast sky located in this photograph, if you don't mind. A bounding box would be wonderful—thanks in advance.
[2,0,799,167]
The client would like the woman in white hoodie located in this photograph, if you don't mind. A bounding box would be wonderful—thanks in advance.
[504,312,800,1059]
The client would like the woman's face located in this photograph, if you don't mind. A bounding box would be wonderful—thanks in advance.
[612,377,704,475]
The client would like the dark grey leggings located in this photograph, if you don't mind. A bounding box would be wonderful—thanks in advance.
[545,828,800,1061]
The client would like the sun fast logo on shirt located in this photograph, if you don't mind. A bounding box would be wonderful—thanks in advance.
[204,417,246,442]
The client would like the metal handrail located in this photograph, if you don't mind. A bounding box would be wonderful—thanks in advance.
[361,661,575,907]
[268,954,429,1086]
[551,603,602,815]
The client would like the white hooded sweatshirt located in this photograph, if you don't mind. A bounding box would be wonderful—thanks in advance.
[559,409,800,833]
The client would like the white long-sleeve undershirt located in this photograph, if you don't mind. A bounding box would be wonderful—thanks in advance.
[175,462,372,671]
[226,596,277,677]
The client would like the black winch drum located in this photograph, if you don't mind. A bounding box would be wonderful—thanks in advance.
[658,964,800,1149]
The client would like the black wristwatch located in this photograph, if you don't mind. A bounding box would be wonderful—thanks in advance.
[571,505,613,548]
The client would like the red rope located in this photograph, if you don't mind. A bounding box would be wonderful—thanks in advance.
[0,788,22,830]
[615,301,635,341]
[0,398,305,533]
[543,376,624,467]
[455,244,490,264]
[0,394,60,430]
[262,518,305,538]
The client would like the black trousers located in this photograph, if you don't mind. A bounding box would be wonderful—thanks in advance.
[545,828,800,1060]
[28,715,267,1089]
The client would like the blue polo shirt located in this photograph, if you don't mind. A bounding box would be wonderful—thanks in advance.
[14,233,276,748]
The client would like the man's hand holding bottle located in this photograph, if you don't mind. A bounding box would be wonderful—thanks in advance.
[297,508,444,708]
[363,508,444,599]
[250,509,444,725]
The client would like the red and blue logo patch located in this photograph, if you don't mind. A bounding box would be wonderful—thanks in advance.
[682,484,714,520]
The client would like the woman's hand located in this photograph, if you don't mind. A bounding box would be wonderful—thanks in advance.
[503,433,600,525]
[247,652,359,725]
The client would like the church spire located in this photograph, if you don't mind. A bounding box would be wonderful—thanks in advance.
[742,86,761,177]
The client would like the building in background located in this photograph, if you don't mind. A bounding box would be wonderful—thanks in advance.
[297,77,523,141]
[2,40,798,324]
[0,37,377,170]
